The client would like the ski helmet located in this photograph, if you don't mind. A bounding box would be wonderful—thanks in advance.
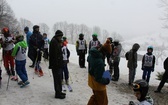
[2,27,9,34]
[107,37,113,43]
[24,27,29,31]
[147,46,153,52]
[133,79,149,101]
[33,25,39,31]
[79,33,84,36]
[92,33,98,37]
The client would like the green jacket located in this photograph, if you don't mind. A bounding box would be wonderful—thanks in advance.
[12,40,27,60]
[87,47,109,85]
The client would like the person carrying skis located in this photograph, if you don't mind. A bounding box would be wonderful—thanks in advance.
[29,25,44,76]
[12,35,30,88]
[61,37,70,85]
[24,27,33,67]
[111,39,122,81]
[76,33,87,68]
[87,39,112,105]
[141,46,155,84]
[129,79,153,105]
[88,33,101,50]
[127,43,140,85]
[49,30,66,99]
[154,57,168,93]
[42,33,50,60]
[1,27,17,81]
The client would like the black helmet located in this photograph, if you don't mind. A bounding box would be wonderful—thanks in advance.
[33,25,39,30]
[107,37,113,43]
[24,27,29,31]
[79,33,84,36]
[133,79,149,101]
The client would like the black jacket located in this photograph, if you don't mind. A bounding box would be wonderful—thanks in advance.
[49,36,63,69]
[164,57,168,71]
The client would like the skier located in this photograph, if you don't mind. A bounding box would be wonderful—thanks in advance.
[141,46,155,84]
[49,30,66,99]
[29,25,44,76]
[76,33,87,68]
[127,43,140,85]
[61,37,72,91]
[1,27,17,81]
[24,27,33,67]
[154,57,168,93]
[87,39,112,105]
[11,35,30,88]
[88,33,101,50]
[43,33,50,60]
[111,40,122,81]
[129,79,153,105]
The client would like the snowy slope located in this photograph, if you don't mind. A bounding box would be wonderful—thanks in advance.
[0,43,165,105]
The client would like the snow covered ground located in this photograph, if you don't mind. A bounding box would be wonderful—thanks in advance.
[0,44,166,105]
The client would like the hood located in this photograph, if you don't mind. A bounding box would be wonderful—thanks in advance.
[89,47,102,58]
[132,43,140,52]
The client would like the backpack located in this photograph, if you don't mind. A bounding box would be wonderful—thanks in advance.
[125,51,130,60]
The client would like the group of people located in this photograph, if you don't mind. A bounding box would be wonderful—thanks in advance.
[1,26,168,104]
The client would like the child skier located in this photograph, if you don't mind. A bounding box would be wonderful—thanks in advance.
[141,46,155,84]
[129,79,153,105]
[12,35,30,88]
[61,37,70,86]
[43,33,50,60]
[1,27,17,81]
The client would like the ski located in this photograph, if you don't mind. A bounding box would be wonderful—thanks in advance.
[67,85,73,92]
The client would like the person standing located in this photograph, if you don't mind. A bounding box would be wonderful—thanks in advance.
[142,46,155,84]
[127,43,140,85]
[62,37,70,85]
[43,33,50,60]
[89,33,101,50]
[49,30,66,99]
[1,27,17,80]
[111,40,122,81]
[154,57,168,93]
[76,33,87,68]
[29,25,44,76]
[24,27,33,67]
[12,35,30,88]
[87,39,112,105]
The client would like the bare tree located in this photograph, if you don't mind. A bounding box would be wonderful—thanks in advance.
[0,0,19,33]
[102,29,109,42]
[39,23,49,35]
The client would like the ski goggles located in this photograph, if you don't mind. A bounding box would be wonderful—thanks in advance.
[132,83,140,90]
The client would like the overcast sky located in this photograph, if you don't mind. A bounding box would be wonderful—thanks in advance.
[6,0,166,38]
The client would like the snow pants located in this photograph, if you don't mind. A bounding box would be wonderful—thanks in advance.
[62,63,69,80]
[3,50,15,75]
[113,61,120,80]
[52,68,62,95]
[129,68,136,84]
[157,70,168,91]
[15,60,28,82]
[78,50,86,68]
[87,89,108,105]
[142,68,152,83]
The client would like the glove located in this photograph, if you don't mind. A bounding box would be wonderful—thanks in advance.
[36,48,40,52]
[151,68,154,72]
[141,67,145,70]
[102,70,112,80]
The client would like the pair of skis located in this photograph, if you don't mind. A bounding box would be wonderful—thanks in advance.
[62,84,73,92]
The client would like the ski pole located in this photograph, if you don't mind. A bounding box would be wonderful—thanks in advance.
[33,51,39,79]
[6,74,10,90]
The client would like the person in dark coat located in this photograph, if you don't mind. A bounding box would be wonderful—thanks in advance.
[76,33,87,68]
[29,25,44,76]
[49,30,66,99]
[127,43,140,85]
[154,57,168,93]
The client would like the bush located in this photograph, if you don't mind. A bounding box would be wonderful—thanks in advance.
[156,72,168,83]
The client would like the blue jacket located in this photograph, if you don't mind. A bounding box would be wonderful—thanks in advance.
[26,31,32,47]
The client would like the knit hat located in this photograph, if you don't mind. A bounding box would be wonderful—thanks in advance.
[55,30,63,37]
[102,39,112,54]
